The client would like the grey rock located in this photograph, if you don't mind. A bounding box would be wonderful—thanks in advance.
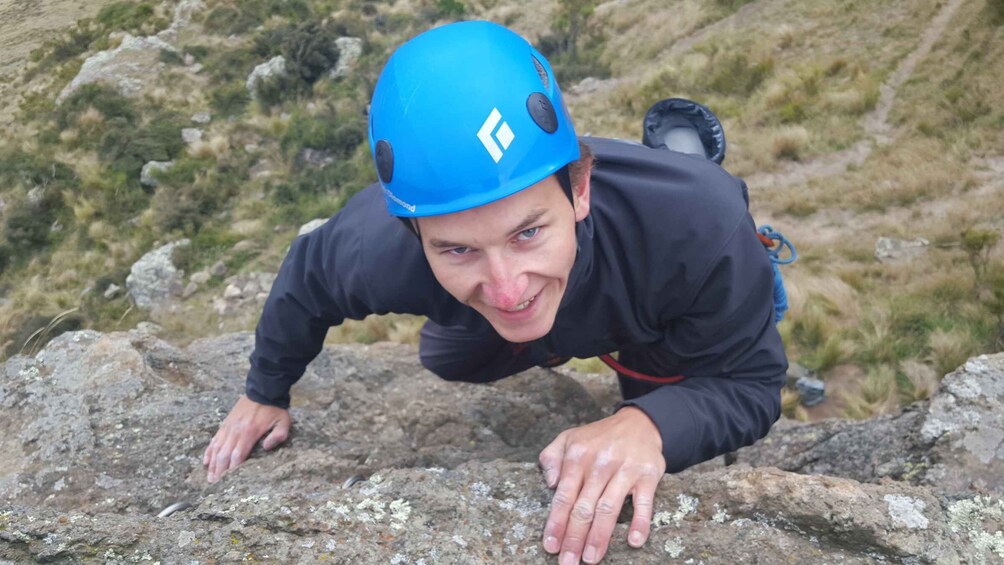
[248,159,274,179]
[920,354,1004,492]
[875,236,929,263]
[295,147,335,169]
[222,284,242,299]
[155,0,205,44]
[1,334,1002,563]
[246,56,287,99]
[182,281,198,299]
[214,272,276,316]
[140,160,174,188]
[737,354,1004,495]
[191,112,211,124]
[330,37,363,79]
[103,283,122,299]
[125,240,190,311]
[26,186,44,205]
[181,128,203,144]
[209,260,228,278]
[190,271,210,285]
[134,321,163,335]
[57,34,177,103]
[183,53,195,66]
[298,218,329,237]
[232,240,256,253]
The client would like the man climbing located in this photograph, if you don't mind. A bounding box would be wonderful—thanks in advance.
[204,21,787,565]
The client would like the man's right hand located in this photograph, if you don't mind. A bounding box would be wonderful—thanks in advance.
[203,395,292,483]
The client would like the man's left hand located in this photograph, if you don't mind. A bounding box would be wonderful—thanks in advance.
[538,406,665,564]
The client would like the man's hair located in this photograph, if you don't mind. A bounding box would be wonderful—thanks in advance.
[568,140,595,194]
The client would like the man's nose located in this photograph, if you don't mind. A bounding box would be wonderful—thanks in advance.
[482,253,528,309]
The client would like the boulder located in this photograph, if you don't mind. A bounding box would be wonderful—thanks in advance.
[181,128,203,145]
[875,237,929,263]
[298,218,329,236]
[102,283,121,300]
[57,34,177,103]
[330,37,363,79]
[140,160,173,188]
[1,333,1002,562]
[246,56,287,100]
[125,240,190,311]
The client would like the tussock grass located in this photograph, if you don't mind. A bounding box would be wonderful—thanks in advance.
[841,364,900,420]
[899,358,940,402]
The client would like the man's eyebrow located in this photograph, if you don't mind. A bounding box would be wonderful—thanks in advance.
[511,208,548,235]
[427,209,549,249]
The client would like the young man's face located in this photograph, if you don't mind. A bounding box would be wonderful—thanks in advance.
[418,174,590,343]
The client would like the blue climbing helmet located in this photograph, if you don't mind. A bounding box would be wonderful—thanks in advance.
[368,21,580,217]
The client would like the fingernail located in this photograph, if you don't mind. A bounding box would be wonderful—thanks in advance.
[544,535,559,554]
[583,545,598,563]
[546,471,557,487]
[560,551,578,565]
[629,530,644,547]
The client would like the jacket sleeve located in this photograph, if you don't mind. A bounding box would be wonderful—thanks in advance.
[619,216,788,473]
[245,187,438,408]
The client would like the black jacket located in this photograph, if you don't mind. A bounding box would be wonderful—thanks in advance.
[246,137,788,473]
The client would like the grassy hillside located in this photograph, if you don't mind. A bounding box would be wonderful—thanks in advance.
[0,0,1001,421]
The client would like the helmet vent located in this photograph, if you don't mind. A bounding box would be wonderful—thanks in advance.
[527,92,558,133]
[532,55,550,90]
[375,140,394,183]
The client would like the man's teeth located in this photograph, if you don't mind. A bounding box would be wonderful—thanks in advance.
[509,295,536,312]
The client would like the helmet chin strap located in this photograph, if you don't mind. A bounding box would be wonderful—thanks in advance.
[556,165,574,207]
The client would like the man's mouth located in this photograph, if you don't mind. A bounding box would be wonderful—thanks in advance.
[504,293,538,312]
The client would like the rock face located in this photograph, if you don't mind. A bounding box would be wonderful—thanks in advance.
[56,0,205,103]
[734,353,1004,495]
[125,239,189,311]
[56,34,176,103]
[1,332,1002,563]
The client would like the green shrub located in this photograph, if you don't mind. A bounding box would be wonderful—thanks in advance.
[251,21,342,106]
[435,0,465,18]
[203,48,260,85]
[280,114,365,162]
[96,2,155,32]
[707,52,773,96]
[149,163,240,235]
[98,113,185,178]
[4,189,66,253]
[56,84,137,129]
[209,82,251,117]
[202,5,259,35]
[159,48,184,65]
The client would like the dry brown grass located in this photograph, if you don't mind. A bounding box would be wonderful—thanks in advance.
[899,358,940,402]
[841,364,900,420]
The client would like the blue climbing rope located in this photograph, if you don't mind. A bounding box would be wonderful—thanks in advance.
[757,225,797,323]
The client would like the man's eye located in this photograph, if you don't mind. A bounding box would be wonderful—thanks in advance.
[448,247,471,255]
[516,227,539,241]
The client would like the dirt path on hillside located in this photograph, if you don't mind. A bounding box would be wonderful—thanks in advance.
[746,0,965,191]
[0,0,117,127]
[0,0,117,77]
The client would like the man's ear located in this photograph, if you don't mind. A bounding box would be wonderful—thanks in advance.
[572,167,591,222]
